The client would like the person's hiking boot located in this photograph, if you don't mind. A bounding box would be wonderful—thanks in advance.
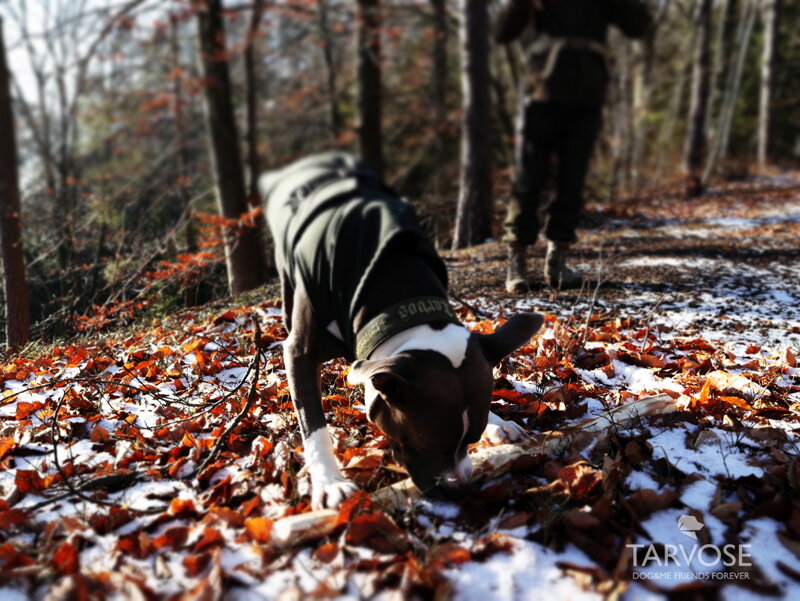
[505,242,529,294]
[544,240,583,289]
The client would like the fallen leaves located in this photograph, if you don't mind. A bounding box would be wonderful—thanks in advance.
[0,267,797,601]
[784,347,797,368]
[14,470,45,494]
[344,513,408,554]
[0,508,27,530]
[52,542,79,576]
[153,526,190,550]
[0,436,15,461]
[244,517,273,544]
[556,462,603,501]
[194,528,225,553]
[628,489,679,516]
[16,400,45,420]
[704,370,768,401]
[116,532,153,560]
[183,552,212,577]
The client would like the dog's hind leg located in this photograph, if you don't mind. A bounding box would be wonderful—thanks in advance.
[279,270,294,333]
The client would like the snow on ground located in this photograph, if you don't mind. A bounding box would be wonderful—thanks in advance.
[2,178,800,600]
[445,179,800,600]
[513,250,800,350]
[446,540,602,601]
[598,188,800,349]
[228,179,800,600]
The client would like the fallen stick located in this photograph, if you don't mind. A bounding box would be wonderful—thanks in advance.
[194,318,263,478]
[270,394,675,547]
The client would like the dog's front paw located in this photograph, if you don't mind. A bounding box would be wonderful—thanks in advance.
[311,476,359,510]
[482,412,528,444]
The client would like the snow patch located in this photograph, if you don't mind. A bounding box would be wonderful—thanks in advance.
[448,539,602,601]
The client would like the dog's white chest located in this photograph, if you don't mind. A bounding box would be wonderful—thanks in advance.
[370,323,470,368]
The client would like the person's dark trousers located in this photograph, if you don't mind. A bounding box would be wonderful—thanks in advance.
[503,101,602,245]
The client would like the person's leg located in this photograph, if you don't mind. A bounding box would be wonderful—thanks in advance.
[504,101,553,292]
[504,101,553,244]
[547,105,602,243]
[544,105,602,287]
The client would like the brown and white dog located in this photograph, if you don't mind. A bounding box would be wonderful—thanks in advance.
[261,153,543,509]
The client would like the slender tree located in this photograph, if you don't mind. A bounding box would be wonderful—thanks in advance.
[430,0,448,183]
[0,18,31,348]
[684,0,713,197]
[317,0,344,141]
[491,52,515,161]
[194,0,268,294]
[452,0,492,249]
[170,14,199,306]
[245,0,266,199]
[630,23,657,193]
[758,0,781,167]
[609,34,633,198]
[654,15,693,181]
[356,0,384,177]
[242,0,272,276]
[708,0,738,141]
[705,0,757,182]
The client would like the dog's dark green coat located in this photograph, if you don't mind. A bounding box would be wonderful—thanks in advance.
[261,153,448,359]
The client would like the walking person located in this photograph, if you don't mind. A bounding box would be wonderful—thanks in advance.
[496,0,652,292]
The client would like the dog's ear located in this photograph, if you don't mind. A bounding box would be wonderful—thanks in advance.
[347,355,411,399]
[477,313,544,365]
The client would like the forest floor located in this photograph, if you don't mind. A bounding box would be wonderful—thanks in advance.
[1,175,800,601]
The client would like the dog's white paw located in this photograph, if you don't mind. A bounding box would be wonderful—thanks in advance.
[482,412,528,444]
[311,476,359,510]
[304,428,358,509]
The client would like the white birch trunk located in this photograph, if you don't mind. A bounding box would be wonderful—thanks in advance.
[757,0,781,168]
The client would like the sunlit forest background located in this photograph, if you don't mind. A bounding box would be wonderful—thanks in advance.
[0,0,798,345]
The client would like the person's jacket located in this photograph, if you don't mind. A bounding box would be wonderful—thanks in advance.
[496,0,652,106]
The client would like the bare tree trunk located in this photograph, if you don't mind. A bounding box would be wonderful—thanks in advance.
[684,0,714,196]
[491,71,515,160]
[430,0,448,190]
[0,19,31,349]
[171,16,194,242]
[171,15,199,306]
[654,32,692,181]
[53,63,74,274]
[704,0,757,182]
[194,0,267,295]
[317,0,343,141]
[630,27,656,193]
[245,0,266,201]
[707,0,737,141]
[758,0,781,168]
[609,34,632,200]
[452,0,493,249]
[243,0,273,277]
[356,0,384,177]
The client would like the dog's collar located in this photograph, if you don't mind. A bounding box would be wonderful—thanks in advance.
[355,296,460,360]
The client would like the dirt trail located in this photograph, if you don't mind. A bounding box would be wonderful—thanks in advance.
[445,175,800,349]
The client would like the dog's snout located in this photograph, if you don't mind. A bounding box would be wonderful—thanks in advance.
[455,455,474,483]
[440,455,473,488]
[407,454,474,497]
